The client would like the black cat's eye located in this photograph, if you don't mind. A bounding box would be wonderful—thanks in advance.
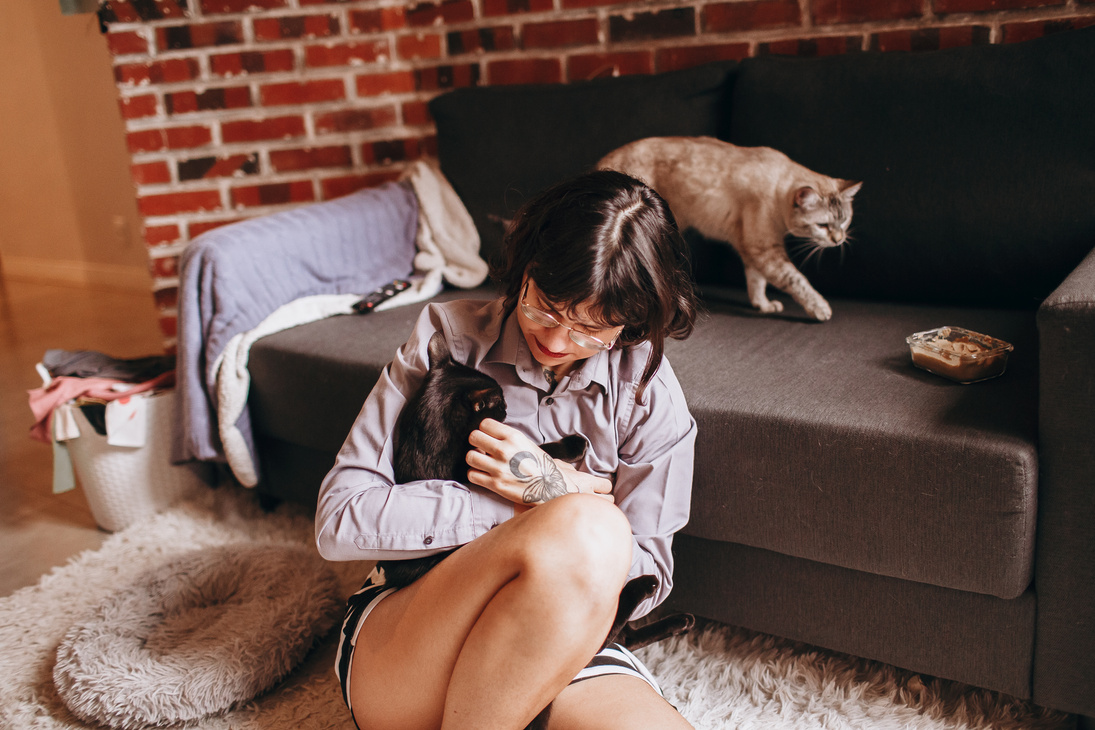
[468,387,500,413]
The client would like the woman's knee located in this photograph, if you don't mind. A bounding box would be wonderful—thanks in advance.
[521,494,633,593]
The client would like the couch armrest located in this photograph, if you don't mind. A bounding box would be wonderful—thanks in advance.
[175,183,419,466]
[1034,243,1095,715]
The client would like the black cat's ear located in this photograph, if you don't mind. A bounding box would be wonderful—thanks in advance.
[426,331,450,368]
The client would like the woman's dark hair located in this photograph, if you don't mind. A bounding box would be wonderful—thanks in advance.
[492,169,698,399]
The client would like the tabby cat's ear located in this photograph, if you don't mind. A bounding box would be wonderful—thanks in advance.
[426,331,450,368]
[794,186,821,209]
[840,180,863,199]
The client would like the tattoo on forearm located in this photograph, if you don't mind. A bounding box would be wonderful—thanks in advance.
[509,450,570,504]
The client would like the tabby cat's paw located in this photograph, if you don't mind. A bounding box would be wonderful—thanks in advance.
[808,301,833,321]
[757,300,784,314]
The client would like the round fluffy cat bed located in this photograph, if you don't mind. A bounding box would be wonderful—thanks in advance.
[53,543,343,730]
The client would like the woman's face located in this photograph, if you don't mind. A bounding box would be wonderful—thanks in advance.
[518,277,623,376]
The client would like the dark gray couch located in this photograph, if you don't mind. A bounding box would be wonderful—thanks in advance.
[242,27,1095,720]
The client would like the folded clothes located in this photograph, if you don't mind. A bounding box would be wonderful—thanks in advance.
[43,349,175,383]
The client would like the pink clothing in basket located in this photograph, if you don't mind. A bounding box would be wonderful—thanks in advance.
[27,371,175,444]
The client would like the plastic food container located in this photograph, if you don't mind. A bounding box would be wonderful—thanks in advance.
[905,326,1014,384]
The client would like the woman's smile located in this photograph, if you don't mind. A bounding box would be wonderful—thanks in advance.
[534,337,569,359]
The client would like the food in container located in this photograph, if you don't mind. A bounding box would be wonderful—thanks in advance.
[905,326,1013,384]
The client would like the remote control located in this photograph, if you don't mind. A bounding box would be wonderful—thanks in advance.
[353,279,411,314]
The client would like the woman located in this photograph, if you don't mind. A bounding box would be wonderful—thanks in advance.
[316,170,699,729]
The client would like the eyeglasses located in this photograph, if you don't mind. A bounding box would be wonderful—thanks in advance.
[520,288,618,351]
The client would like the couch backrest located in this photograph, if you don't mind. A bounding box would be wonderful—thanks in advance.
[727,27,1095,309]
[431,28,1095,310]
[429,61,738,267]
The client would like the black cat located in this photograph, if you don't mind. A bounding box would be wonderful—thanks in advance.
[378,331,586,588]
[379,331,694,728]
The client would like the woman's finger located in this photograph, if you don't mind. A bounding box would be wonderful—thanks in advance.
[465,449,495,475]
[467,428,495,453]
[465,466,486,488]
[468,419,522,453]
[475,418,511,438]
[556,461,614,495]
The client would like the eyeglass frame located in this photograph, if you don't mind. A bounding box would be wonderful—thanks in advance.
[519,283,620,351]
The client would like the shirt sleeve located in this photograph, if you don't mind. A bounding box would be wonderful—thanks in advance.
[612,358,697,619]
[314,303,516,562]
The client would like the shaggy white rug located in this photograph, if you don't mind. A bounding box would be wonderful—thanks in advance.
[0,485,1071,730]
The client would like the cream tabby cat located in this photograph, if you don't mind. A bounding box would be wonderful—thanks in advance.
[598,136,861,321]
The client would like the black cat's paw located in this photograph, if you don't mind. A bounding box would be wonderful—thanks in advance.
[617,612,696,650]
[602,576,660,648]
[541,434,588,462]
[621,575,659,604]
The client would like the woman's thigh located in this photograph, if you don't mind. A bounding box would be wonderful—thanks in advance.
[348,494,632,730]
[547,675,693,730]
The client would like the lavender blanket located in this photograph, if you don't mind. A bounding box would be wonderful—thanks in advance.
[174,182,419,473]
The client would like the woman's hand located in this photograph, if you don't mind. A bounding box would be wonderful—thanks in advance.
[555,460,614,501]
[467,419,614,506]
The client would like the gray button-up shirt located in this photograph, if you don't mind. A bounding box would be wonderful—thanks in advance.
[315,298,696,618]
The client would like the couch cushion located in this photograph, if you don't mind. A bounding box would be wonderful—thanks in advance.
[725,26,1095,309]
[668,289,1038,600]
[429,61,738,266]
[248,287,494,456]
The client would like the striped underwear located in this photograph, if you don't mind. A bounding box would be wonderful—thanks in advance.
[335,570,662,723]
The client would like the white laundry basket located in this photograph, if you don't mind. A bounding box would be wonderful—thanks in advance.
[65,390,204,532]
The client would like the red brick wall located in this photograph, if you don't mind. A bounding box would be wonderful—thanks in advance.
[97,0,1095,344]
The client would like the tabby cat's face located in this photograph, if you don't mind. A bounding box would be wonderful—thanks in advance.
[787,182,861,247]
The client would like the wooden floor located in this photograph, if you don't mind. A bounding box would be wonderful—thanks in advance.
[0,277,165,598]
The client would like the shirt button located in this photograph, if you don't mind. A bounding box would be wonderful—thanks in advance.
[423,536,433,545]
[544,397,554,406]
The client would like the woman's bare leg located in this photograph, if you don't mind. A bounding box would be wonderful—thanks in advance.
[349,494,633,730]
[547,675,693,730]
